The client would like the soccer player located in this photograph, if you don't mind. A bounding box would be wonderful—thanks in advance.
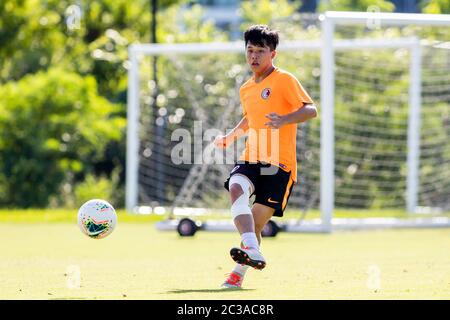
[214,25,318,289]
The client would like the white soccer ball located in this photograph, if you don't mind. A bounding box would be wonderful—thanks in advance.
[77,199,117,239]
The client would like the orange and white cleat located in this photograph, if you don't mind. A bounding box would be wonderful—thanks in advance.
[221,272,244,289]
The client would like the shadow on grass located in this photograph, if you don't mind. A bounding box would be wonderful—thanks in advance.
[164,288,255,294]
[49,297,89,300]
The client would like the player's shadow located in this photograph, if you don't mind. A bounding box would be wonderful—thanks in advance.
[164,288,255,294]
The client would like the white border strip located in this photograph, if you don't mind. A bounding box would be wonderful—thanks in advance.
[324,11,450,25]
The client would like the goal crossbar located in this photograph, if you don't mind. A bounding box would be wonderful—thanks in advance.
[129,38,419,56]
[322,11,450,26]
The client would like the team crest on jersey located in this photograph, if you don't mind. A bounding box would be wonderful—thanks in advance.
[261,88,271,100]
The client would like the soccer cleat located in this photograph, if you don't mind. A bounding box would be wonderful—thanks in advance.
[230,246,266,270]
[221,272,244,289]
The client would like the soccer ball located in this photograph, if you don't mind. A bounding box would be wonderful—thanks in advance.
[77,199,117,239]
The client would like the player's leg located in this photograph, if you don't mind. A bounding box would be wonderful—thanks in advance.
[229,178,256,237]
[222,204,274,289]
[228,174,267,270]
[223,164,293,288]
[233,204,274,271]
[252,203,275,244]
[221,171,259,289]
[235,203,275,250]
[229,204,274,273]
[232,163,294,269]
[221,164,265,289]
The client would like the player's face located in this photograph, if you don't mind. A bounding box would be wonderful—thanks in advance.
[246,42,276,74]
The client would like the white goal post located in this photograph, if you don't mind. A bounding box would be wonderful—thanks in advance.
[319,11,450,231]
[126,11,450,232]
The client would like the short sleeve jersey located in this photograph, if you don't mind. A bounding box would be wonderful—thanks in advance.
[239,67,313,182]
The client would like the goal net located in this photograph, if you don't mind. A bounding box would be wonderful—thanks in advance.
[126,12,450,231]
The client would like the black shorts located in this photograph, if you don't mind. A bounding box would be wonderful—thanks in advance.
[224,161,295,217]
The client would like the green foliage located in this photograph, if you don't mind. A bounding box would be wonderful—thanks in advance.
[240,0,299,28]
[0,0,227,209]
[0,0,183,99]
[421,0,450,13]
[239,0,319,41]
[318,0,395,12]
[0,68,125,207]
[158,4,228,43]
[73,170,123,209]
[0,0,66,81]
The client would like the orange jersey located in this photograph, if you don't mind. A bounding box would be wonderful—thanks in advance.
[239,67,313,182]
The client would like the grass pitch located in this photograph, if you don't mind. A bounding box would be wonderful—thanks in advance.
[1,210,450,299]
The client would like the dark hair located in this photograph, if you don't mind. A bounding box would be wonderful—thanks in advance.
[244,25,279,51]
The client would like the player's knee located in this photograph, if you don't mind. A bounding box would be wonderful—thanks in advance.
[229,175,252,200]
[229,183,244,201]
[229,175,252,218]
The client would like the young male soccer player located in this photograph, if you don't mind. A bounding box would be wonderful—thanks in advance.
[214,25,318,289]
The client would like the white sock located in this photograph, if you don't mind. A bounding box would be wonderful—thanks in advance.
[241,232,259,250]
[233,263,249,276]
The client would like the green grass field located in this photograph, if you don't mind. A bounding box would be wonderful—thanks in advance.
[1,209,450,299]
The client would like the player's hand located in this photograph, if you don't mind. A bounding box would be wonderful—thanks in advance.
[214,134,228,149]
[265,113,286,129]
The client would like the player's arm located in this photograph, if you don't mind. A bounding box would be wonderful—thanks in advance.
[214,117,248,149]
[265,104,317,129]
